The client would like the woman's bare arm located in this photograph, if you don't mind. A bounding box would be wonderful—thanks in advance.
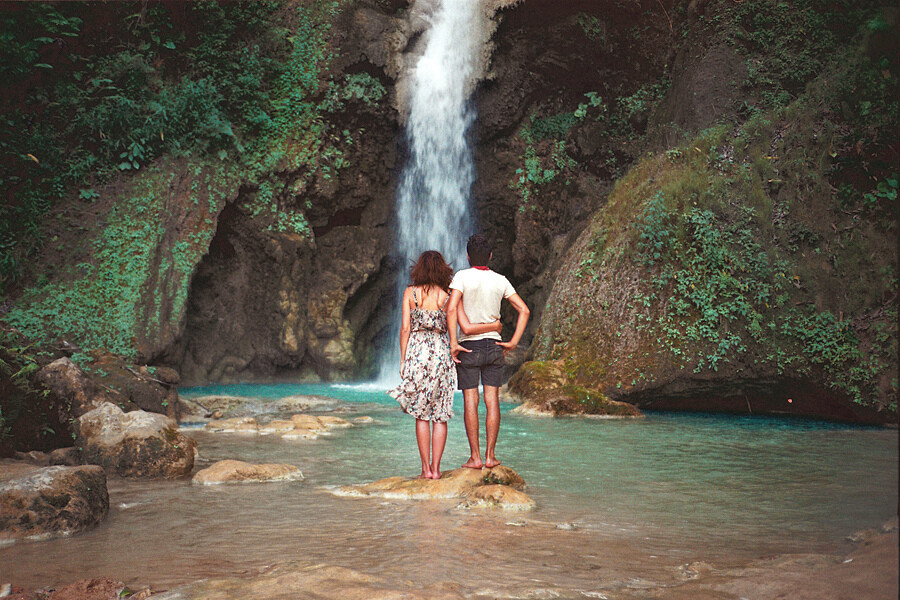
[399,287,412,368]
[456,301,502,335]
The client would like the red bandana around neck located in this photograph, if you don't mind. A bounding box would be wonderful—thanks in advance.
[473,266,490,270]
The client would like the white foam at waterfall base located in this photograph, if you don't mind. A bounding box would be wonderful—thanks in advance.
[377,0,483,385]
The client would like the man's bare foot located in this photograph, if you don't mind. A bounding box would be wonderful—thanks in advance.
[461,458,484,469]
[417,470,433,479]
[428,470,442,479]
[485,458,501,468]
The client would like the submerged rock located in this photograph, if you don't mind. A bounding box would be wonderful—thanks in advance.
[183,394,341,419]
[205,414,353,440]
[151,563,465,600]
[461,484,536,511]
[192,460,303,485]
[203,417,260,434]
[76,403,195,478]
[335,465,534,510]
[0,464,109,541]
[508,361,643,417]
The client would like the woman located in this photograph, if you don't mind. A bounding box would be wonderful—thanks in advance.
[388,251,501,479]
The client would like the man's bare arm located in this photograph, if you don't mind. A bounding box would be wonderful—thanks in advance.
[496,293,530,355]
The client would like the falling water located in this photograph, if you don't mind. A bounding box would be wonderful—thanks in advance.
[377,0,483,383]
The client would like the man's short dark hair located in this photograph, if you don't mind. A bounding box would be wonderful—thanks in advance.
[467,234,492,266]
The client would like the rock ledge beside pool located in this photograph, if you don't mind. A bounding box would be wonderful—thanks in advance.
[333,465,535,510]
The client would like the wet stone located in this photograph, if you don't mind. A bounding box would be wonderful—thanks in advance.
[0,465,109,541]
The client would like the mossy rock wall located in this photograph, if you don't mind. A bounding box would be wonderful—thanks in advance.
[533,45,897,420]
[6,158,241,364]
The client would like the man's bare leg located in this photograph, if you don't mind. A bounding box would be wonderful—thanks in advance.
[461,388,484,468]
[483,385,501,468]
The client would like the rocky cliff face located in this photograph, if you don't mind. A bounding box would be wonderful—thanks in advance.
[5,1,895,420]
[471,0,675,341]
[528,3,898,420]
[158,97,400,383]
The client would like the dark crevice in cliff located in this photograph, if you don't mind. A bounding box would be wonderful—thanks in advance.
[622,378,894,425]
[345,252,400,377]
[157,199,314,384]
[312,206,365,238]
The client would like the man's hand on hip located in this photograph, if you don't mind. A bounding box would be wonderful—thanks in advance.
[496,340,516,355]
[451,342,471,363]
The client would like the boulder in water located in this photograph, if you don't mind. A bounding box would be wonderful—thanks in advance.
[13,447,81,467]
[76,403,195,478]
[185,394,342,420]
[276,414,352,439]
[192,460,303,485]
[257,419,295,436]
[0,464,109,540]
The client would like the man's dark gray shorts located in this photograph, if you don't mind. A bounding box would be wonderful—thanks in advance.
[456,338,505,390]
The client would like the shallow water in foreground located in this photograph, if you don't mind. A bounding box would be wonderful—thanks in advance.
[1,383,896,595]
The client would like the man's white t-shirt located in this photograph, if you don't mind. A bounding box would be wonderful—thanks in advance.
[450,268,516,342]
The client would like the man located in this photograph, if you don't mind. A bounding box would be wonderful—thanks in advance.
[447,234,530,469]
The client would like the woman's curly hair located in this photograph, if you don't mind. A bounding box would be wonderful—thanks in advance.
[410,250,453,292]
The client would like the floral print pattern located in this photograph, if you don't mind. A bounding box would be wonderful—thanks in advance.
[388,302,457,423]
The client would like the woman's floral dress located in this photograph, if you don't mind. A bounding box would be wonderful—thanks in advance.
[388,289,456,422]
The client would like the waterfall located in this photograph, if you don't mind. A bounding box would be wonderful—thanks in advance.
[377,0,483,384]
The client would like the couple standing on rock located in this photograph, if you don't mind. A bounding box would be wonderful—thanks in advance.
[388,235,530,479]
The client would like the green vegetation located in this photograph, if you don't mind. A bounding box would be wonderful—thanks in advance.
[1,1,369,288]
[509,78,669,210]
[0,328,49,442]
[5,159,241,361]
[510,112,578,210]
[0,0,377,361]
[713,0,885,110]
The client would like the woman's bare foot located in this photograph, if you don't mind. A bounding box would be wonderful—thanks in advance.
[484,458,501,468]
[428,469,442,479]
[418,470,433,479]
[461,458,484,469]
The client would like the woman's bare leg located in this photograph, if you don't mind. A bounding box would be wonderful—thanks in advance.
[415,419,433,478]
[429,421,448,479]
